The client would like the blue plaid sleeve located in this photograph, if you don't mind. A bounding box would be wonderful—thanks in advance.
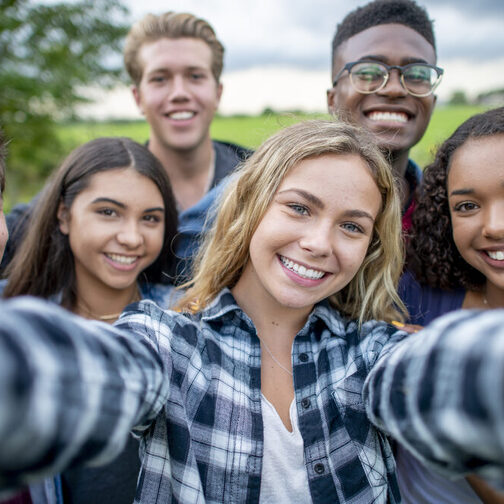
[364,309,504,484]
[0,296,169,490]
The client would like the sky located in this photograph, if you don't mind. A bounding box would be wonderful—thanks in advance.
[76,0,504,118]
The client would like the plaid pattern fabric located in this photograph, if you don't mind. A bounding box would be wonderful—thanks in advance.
[3,294,503,503]
[365,308,504,486]
[116,289,407,504]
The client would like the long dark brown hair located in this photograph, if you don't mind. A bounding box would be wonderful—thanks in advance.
[407,106,504,290]
[4,137,178,302]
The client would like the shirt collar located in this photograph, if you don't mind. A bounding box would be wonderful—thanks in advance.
[200,288,346,339]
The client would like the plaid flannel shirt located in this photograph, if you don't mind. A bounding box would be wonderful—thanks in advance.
[2,295,504,503]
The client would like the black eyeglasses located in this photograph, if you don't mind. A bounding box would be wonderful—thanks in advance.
[332,60,444,97]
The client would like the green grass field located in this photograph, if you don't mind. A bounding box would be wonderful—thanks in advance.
[58,104,487,170]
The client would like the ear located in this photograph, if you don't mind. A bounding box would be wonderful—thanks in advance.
[132,85,144,115]
[215,82,223,109]
[57,201,70,235]
[327,88,336,116]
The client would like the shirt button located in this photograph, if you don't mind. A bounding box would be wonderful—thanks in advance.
[301,397,311,409]
[314,463,325,474]
[299,353,309,362]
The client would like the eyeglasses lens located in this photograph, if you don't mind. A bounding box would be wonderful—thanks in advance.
[349,62,438,96]
[349,63,387,93]
[402,65,438,96]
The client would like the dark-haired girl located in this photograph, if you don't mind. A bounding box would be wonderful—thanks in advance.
[398,106,504,503]
[2,137,179,504]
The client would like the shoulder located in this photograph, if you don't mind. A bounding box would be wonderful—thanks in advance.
[213,139,253,161]
[399,270,466,326]
[139,282,182,309]
[212,140,253,184]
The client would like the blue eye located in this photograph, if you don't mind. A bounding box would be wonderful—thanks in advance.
[341,222,363,233]
[288,203,309,215]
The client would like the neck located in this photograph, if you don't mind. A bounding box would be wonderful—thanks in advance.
[70,279,140,324]
[149,136,214,210]
[231,268,311,346]
[484,282,504,309]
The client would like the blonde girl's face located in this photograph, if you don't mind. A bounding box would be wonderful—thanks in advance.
[448,135,504,293]
[237,153,382,316]
[58,168,165,295]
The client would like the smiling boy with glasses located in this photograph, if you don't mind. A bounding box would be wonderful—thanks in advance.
[327,0,441,231]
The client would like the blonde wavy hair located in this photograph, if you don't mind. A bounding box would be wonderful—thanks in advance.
[176,120,406,323]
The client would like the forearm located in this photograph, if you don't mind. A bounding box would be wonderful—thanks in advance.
[364,309,504,482]
[0,297,168,489]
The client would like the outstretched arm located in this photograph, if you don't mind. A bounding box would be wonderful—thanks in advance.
[0,296,168,490]
[365,309,504,484]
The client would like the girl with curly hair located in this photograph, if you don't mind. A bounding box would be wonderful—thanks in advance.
[398,106,504,503]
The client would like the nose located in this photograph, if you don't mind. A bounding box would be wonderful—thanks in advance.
[116,220,144,249]
[377,68,408,98]
[483,204,504,240]
[169,75,190,102]
[298,221,333,257]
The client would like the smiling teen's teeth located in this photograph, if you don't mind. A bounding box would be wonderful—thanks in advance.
[368,111,408,123]
[488,250,504,261]
[280,256,325,279]
[106,253,137,265]
[168,111,195,120]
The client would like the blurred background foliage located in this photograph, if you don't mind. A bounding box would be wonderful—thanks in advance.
[0,0,129,205]
[0,0,496,211]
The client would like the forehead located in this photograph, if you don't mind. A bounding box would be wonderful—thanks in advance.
[448,136,504,189]
[138,37,213,74]
[335,23,436,68]
[279,153,382,216]
[78,168,162,201]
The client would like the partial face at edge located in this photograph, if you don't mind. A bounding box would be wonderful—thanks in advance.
[327,24,437,157]
[235,153,382,316]
[448,135,504,293]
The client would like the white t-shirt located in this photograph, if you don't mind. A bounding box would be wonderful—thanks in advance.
[259,395,311,503]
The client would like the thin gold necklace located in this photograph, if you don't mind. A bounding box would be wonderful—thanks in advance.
[76,287,141,322]
[257,335,293,377]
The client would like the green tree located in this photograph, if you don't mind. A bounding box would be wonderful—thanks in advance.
[0,0,129,206]
[448,90,469,106]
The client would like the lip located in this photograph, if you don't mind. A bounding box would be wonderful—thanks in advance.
[479,250,504,270]
[163,110,197,123]
[103,253,140,272]
[363,104,414,124]
[277,255,330,287]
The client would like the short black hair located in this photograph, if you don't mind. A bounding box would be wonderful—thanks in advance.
[0,130,6,194]
[332,0,436,64]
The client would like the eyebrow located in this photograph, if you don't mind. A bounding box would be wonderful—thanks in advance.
[91,198,164,213]
[357,55,429,65]
[342,209,375,222]
[278,189,324,209]
[147,65,208,75]
[278,189,375,221]
[449,188,474,196]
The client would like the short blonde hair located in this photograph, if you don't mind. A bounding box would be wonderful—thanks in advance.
[124,11,224,86]
[177,120,405,323]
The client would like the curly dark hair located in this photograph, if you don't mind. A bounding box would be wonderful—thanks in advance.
[332,0,436,67]
[407,106,504,291]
